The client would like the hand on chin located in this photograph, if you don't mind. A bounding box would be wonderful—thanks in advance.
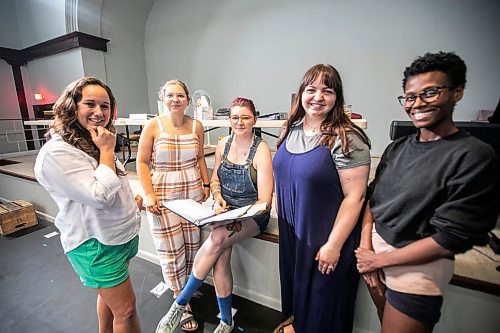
[86,125,101,133]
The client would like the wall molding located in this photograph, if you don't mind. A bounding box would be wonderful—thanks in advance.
[0,31,109,65]
[0,47,24,66]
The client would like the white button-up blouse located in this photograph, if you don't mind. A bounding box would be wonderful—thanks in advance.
[34,133,140,253]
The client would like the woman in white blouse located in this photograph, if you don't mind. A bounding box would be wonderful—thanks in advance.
[35,77,143,333]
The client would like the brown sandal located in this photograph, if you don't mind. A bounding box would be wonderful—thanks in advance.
[273,315,294,333]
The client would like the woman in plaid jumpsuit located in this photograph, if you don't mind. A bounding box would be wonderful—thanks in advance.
[137,80,210,331]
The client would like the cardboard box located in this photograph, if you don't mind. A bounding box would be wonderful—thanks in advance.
[0,200,38,235]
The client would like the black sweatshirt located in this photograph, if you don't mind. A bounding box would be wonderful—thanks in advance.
[369,130,500,253]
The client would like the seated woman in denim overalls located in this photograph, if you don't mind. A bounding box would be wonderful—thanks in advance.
[156,97,274,333]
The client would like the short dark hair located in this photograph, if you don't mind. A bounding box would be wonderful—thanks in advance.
[402,52,467,90]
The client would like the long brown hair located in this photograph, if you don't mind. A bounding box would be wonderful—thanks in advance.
[277,64,370,156]
[49,77,124,175]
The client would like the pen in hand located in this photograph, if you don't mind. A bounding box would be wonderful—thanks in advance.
[212,199,228,214]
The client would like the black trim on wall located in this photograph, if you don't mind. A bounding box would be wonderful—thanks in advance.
[23,32,109,61]
[0,47,25,66]
[0,32,109,64]
[11,64,35,150]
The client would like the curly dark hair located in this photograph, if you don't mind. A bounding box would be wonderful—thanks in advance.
[402,52,467,91]
[277,64,370,156]
[48,77,123,175]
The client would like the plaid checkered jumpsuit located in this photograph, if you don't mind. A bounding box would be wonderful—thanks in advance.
[146,118,203,292]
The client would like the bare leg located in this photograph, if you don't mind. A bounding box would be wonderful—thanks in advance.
[191,219,260,280]
[161,220,260,332]
[274,316,295,333]
[97,277,141,333]
[213,247,233,297]
[365,283,386,323]
[97,294,113,333]
[381,301,434,333]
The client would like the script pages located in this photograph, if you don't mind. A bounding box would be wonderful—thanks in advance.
[162,199,267,227]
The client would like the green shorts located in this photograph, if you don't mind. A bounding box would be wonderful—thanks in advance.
[66,235,139,289]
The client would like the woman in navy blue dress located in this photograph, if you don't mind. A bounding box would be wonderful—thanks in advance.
[273,64,371,333]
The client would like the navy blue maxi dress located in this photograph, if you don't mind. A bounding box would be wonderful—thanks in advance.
[273,142,360,333]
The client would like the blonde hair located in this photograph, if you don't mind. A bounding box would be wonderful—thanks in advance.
[158,79,191,103]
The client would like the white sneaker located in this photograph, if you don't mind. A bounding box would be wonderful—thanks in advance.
[156,301,186,333]
[213,319,234,333]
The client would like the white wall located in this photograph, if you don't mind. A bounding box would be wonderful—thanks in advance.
[0,63,19,120]
[0,0,22,49]
[81,48,106,81]
[76,0,102,36]
[14,0,66,47]
[100,0,154,118]
[26,48,85,104]
[144,0,500,154]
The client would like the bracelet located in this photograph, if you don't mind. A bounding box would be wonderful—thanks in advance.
[203,183,210,188]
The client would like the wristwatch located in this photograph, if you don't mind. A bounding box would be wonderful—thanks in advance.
[203,183,210,188]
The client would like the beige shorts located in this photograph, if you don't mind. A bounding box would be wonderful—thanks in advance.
[372,225,454,296]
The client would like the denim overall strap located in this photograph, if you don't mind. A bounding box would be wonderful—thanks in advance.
[222,134,234,161]
[244,135,262,165]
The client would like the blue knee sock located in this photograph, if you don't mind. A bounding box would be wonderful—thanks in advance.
[176,275,203,306]
[217,294,232,325]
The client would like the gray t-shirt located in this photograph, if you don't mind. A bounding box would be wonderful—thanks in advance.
[285,122,370,169]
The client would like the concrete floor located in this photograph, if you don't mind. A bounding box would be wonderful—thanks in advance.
[0,220,286,333]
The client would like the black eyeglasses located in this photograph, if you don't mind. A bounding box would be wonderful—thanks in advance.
[397,86,448,107]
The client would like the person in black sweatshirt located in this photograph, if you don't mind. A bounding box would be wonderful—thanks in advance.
[355,52,500,333]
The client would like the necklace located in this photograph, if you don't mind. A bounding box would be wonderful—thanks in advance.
[304,118,320,132]
[172,121,183,130]
[164,114,183,131]
[233,135,253,157]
